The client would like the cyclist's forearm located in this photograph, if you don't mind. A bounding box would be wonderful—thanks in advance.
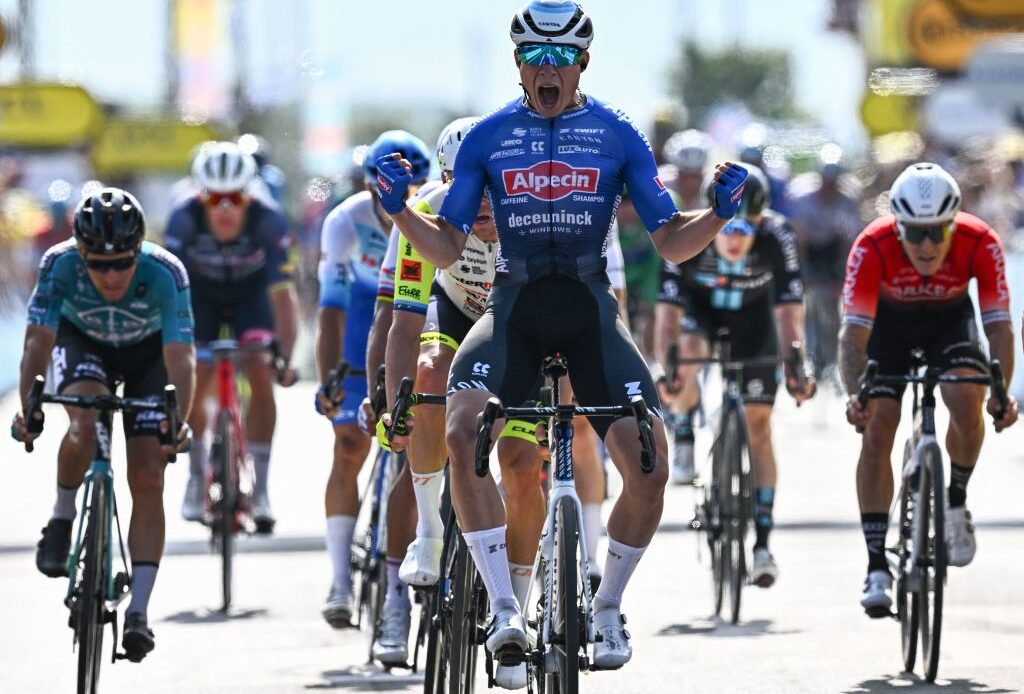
[316,307,345,383]
[838,324,870,395]
[365,301,393,397]
[391,208,466,268]
[774,303,805,354]
[651,209,726,265]
[385,311,425,410]
[985,321,1015,386]
[19,325,56,410]
[270,283,299,361]
[163,343,196,420]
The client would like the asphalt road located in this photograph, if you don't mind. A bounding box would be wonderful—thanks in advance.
[1,383,1023,693]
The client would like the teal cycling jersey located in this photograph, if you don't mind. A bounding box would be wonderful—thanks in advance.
[27,240,195,347]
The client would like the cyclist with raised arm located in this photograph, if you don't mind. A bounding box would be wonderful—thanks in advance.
[654,165,815,586]
[12,188,195,661]
[841,163,1019,616]
[166,142,298,534]
[375,1,747,680]
[313,130,433,628]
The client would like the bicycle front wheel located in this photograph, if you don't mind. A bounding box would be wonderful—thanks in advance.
[918,444,946,682]
[896,441,918,672]
[211,409,238,613]
[548,496,580,694]
[76,480,108,694]
[448,534,479,694]
[423,502,459,694]
[722,407,749,625]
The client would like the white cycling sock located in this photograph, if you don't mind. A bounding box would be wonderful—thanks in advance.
[582,503,602,576]
[463,526,519,614]
[509,562,534,611]
[126,563,158,617]
[52,483,78,521]
[326,515,356,591]
[593,537,646,613]
[411,469,445,539]
[384,557,411,610]
[188,433,208,479]
[249,442,272,497]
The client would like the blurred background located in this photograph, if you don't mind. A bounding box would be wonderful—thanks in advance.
[1,0,1023,395]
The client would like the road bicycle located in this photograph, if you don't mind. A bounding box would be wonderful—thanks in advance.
[474,354,657,694]
[203,337,290,612]
[22,375,179,694]
[856,351,1007,682]
[683,335,804,624]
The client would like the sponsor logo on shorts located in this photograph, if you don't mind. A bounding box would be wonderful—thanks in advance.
[400,259,422,282]
[502,160,600,201]
[624,381,643,397]
[472,362,491,377]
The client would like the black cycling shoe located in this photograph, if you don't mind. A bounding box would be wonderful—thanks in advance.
[36,518,73,578]
[122,612,155,662]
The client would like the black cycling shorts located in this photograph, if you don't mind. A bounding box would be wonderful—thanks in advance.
[680,293,780,406]
[51,319,168,438]
[422,279,474,351]
[190,278,273,345]
[866,299,988,400]
[448,277,662,439]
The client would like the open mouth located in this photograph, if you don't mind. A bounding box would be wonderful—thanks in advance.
[473,213,493,225]
[537,85,561,109]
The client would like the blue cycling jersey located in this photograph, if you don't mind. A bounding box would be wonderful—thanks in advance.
[27,240,195,347]
[439,96,678,285]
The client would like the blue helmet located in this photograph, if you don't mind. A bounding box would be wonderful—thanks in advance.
[364,130,432,185]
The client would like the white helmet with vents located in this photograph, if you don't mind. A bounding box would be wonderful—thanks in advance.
[437,117,481,173]
[889,162,962,226]
[510,1,594,49]
[192,141,257,193]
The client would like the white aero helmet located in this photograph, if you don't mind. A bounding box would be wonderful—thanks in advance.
[889,162,962,226]
[437,116,481,173]
[510,0,594,49]
[192,141,258,193]
[663,129,712,172]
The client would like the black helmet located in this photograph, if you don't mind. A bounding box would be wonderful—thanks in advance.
[73,187,146,255]
[704,163,770,217]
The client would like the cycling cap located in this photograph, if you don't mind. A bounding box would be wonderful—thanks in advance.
[889,162,961,226]
[437,117,481,173]
[193,141,257,193]
[705,163,770,217]
[663,129,711,172]
[364,130,432,185]
[511,1,594,49]
[73,187,146,255]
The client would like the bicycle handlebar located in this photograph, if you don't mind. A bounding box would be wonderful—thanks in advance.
[473,396,657,477]
[386,377,448,441]
[207,338,298,385]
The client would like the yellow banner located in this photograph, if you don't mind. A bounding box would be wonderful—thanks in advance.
[0,84,103,147]
[907,0,1024,72]
[860,92,918,137]
[865,0,917,66]
[91,119,220,174]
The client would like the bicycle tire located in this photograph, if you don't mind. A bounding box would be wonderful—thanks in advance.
[547,496,579,694]
[896,442,918,672]
[462,574,486,694]
[722,407,748,624]
[708,429,726,617]
[76,480,108,694]
[919,444,945,682]
[448,534,475,694]
[211,409,237,613]
[423,504,459,694]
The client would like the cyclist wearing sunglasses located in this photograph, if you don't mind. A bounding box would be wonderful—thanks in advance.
[165,141,299,533]
[14,188,195,661]
[374,0,747,680]
[655,164,814,586]
[314,130,435,629]
[841,162,1019,616]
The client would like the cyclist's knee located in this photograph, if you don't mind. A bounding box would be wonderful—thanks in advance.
[445,391,491,464]
[497,439,541,498]
[417,349,453,392]
[66,413,98,449]
[126,448,165,498]
[333,426,370,465]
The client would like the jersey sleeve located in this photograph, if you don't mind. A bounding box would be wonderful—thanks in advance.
[605,222,626,291]
[394,197,438,315]
[841,234,882,329]
[377,227,401,303]
[26,245,71,330]
[318,205,357,310]
[151,249,196,345]
[438,123,490,235]
[606,107,679,232]
[972,227,1012,325]
[262,207,295,288]
[767,219,804,305]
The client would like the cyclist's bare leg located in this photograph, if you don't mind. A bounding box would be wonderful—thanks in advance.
[674,333,708,414]
[940,374,986,468]
[242,352,275,498]
[857,397,901,576]
[496,436,544,564]
[326,423,372,516]
[55,380,108,492]
[184,361,214,485]
[124,435,168,618]
[745,402,777,552]
[386,462,416,563]
[572,414,606,579]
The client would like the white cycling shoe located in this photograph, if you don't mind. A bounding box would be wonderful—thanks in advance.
[399,537,444,586]
[946,506,977,567]
[670,439,696,485]
[860,570,893,618]
[493,662,529,690]
[485,607,528,658]
[372,603,411,666]
[592,608,632,669]
[181,475,205,522]
[322,584,354,629]
[751,547,779,588]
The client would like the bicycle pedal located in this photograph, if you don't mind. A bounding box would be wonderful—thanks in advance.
[864,605,894,620]
[495,645,526,666]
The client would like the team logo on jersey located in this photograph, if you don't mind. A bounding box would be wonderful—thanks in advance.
[400,259,422,282]
[502,161,600,201]
[654,176,666,191]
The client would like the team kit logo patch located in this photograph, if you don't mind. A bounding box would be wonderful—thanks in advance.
[400,259,422,282]
[502,160,600,201]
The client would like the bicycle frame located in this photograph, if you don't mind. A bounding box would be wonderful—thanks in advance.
[210,341,251,492]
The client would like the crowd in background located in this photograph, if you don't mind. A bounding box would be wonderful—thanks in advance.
[3,125,1024,384]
